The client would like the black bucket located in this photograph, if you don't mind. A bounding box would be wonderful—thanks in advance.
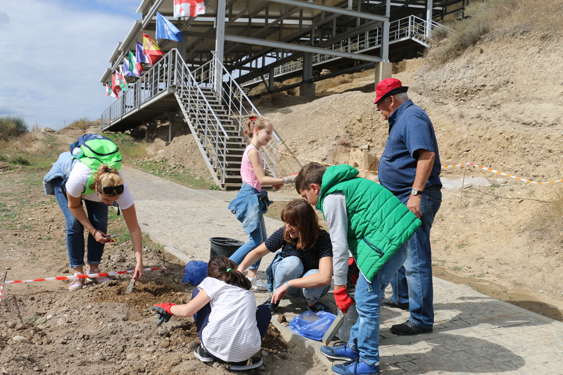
[209,237,245,260]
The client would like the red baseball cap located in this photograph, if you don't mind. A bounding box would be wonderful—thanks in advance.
[374,78,409,104]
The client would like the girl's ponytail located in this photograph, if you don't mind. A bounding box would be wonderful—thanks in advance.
[244,114,272,140]
[207,256,252,290]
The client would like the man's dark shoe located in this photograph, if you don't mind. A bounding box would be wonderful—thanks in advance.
[391,320,432,335]
[381,298,409,311]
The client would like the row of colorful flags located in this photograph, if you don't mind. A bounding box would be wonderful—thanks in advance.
[106,2,206,98]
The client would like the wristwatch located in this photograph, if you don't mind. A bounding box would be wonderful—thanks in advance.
[411,188,423,196]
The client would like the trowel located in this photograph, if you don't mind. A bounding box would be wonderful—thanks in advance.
[145,316,165,340]
[125,276,136,294]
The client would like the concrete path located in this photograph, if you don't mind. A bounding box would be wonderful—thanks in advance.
[123,166,563,375]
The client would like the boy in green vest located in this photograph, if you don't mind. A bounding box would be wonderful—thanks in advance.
[295,162,420,375]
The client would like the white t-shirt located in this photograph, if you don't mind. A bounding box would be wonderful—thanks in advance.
[65,161,134,210]
[198,277,261,362]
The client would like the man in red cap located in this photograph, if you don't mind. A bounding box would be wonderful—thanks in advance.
[375,78,442,335]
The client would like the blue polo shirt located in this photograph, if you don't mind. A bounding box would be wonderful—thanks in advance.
[378,100,441,203]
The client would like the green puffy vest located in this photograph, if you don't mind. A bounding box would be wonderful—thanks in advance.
[316,165,421,282]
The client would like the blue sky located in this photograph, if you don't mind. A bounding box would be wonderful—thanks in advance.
[0,0,141,129]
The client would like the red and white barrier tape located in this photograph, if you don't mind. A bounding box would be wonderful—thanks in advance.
[277,150,563,185]
[5,267,166,284]
[442,162,563,185]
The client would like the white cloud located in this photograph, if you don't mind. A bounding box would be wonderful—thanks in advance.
[0,0,140,129]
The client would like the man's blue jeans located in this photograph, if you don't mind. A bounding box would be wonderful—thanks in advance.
[52,178,108,269]
[349,248,407,366]
[266,254,330,304]
[391,188,442,329]
[229,213,266,271]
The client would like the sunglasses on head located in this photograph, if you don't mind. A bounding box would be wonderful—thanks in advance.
[99,184,124,196]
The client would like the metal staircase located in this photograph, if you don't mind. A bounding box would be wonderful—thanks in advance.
[101,49,279,190]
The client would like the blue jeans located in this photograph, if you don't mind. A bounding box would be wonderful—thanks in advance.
[229,213,266,271]
[349,248,407,366]
[266,254,330,304]
[391,188,442,328]
[52,178,108,269]
[192,288,271,361]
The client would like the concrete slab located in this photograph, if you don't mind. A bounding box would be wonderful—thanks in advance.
[124,166,563,374]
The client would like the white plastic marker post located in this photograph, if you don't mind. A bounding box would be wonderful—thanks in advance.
[0,271,7,308]
[5,267,167,284]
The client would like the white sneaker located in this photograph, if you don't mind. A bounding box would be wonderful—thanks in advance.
[248,277,268,291]
[69,272,84,292]
[89,268,110,284]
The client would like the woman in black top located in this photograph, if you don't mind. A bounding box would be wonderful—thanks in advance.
[238,199,333,314]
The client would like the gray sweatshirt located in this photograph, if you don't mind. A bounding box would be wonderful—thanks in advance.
[323,192,350,286]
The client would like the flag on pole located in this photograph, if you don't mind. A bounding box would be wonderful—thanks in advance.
[111,74,121,97]
[123,56,135,77]
[156,12,183,42]
[136,41,148,71]
[117,67,129,92]
[142,33,165,65]
[106,81,117,98]
[174,0,206,18]
[124,51,142,77]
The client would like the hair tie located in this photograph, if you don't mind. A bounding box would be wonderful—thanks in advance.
[226,268,232,272]
[250,117,256,121]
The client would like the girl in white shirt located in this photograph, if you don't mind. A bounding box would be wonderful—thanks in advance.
[152,256,270,371]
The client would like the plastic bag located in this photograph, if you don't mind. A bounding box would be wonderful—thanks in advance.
[182,261,208,286]
[289,310,336,341]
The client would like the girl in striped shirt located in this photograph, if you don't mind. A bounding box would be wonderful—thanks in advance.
[152,256,270,371]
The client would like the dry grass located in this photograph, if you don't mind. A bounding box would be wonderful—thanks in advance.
[530,187,563,251]
[427,0,563,65]
[0,116,28,139]
[65,117,97,131]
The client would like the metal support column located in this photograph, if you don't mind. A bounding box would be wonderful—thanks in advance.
[426,0,433,38]
[214,0,226,93]
[177,38,187,62]
[300,53,315,96]
[375,0,392,83]
[269,68,275,92]
[382,0,390,63]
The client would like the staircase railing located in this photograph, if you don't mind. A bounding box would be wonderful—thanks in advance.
[242,15,452,86]
[171,49,231,186]
[191,53,279,177]
[100,48,234,186]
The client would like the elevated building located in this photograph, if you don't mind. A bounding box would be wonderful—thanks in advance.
[100,0,460,189]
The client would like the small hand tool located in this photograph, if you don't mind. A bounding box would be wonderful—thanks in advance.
[145,316,165,340]
[125,276,136,294]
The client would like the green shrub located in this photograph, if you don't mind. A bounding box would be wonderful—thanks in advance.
[0,155,6,162]
[0,116,28,139]
[11,156,31,166]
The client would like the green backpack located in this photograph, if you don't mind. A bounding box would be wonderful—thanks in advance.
[70,134,122,195]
